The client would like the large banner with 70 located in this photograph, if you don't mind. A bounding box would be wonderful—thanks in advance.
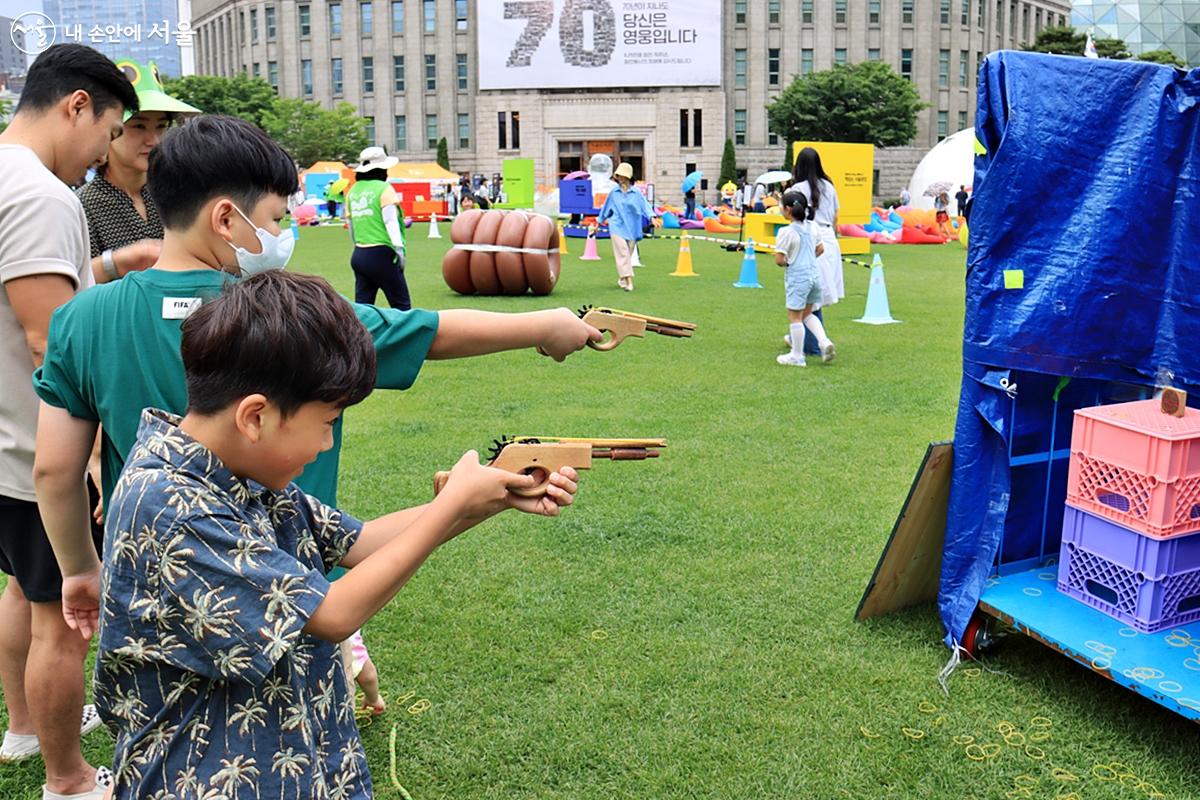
[477,0,722,90]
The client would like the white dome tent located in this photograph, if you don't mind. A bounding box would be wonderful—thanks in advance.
[905,128,975,211]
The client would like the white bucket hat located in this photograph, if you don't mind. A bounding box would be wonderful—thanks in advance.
[614,162,634,180]
[356,146,399,173]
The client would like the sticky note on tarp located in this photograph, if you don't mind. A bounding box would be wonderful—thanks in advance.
[1003,269,1024,289]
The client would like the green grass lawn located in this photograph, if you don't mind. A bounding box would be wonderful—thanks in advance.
[3,225,1197,799]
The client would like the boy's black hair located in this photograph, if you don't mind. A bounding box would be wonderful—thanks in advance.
[16,44,139,117]
[356,168,389,182]
[781,190,814,221]
[149,115,299,230]
[180,271,376,417]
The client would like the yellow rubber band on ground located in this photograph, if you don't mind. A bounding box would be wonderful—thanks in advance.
[918,701,938,713]
[389,724,415,800]
[902,727,925,740]
[965,744,988,761]
[1092,764,1118,781]
[859,726,881,739]
[1024,745,1045,760]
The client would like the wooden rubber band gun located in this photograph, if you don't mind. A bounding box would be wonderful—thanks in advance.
[579,305,697,351]
[434,436,666,498]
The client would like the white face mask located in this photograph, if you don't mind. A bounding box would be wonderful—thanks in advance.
[227,204,295,277]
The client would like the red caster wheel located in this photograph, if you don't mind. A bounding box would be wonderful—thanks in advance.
[961,611,1001,660]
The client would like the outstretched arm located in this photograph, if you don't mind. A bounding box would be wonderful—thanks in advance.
[304,454,577,641]
[428,308,603,362]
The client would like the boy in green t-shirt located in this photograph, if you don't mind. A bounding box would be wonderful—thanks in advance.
[32,115,602,639]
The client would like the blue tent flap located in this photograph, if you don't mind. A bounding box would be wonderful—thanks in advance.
[939,52,1200,645]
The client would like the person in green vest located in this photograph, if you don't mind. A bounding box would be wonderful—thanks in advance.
[31,115,601,639]
[347,146,411,309]
[322,179,343,218]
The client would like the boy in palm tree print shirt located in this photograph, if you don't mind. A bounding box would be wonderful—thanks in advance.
[94,272,581,798]
[99,406,368,798]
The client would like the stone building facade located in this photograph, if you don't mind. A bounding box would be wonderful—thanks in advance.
[192,0,1071,200]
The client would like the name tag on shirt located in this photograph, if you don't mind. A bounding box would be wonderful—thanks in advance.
[162,297,201,320]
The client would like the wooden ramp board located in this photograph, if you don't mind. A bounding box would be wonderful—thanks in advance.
[855,441,953,621]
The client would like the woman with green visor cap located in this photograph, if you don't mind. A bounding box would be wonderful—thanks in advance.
[77,59,200,282]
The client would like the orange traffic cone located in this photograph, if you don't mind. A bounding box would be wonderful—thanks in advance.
[580,225,601,261]
[670,232,697,277]
[557,221,570,255]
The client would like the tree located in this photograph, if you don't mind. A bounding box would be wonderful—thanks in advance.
[718,138,737,188]
[261,99,369,166]
[1021,26,1129,59]
[781,140,794,174]
[1137,49,1184,67]
[160,74,278,127]
[0,98,11,134]
[436,137,450,170]
[768,61,926,148]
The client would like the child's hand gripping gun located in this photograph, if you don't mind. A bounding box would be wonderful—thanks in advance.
[577,306,697,351]
[434,436,666,498]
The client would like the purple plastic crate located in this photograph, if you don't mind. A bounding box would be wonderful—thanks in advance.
[1058,508,1200,632]
[1062,506,1200,579]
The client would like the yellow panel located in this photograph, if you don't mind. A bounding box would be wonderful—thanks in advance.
[793,141,875,255]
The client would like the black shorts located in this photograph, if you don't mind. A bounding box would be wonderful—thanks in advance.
[0,481,103,603]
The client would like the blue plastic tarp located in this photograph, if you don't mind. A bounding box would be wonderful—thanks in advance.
[938,52,1200,647]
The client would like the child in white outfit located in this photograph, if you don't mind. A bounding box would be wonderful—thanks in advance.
[774,191,836,367]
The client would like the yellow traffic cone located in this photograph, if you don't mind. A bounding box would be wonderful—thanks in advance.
[670,232,697,277]
[557,221,569,255]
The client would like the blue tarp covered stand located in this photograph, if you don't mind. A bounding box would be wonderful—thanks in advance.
[938,52,1200,647]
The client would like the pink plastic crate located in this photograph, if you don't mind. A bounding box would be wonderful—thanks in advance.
[1067,399,1200,539]
[1058,508,1200,632]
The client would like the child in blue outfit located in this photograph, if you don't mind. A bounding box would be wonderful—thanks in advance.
[774,191,836,367]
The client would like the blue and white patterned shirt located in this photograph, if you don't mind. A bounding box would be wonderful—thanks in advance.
[96,409,368,799]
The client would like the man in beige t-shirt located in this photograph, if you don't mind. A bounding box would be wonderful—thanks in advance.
[0,44,138,800]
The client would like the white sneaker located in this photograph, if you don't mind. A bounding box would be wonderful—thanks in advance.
[820,340,836,363]
[0,704,103,763]
[43,765,112,800]
[777,353,807,367]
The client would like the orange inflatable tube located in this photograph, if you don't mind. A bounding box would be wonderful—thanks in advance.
[469,210,505,294]
[495,212,531,295]
[443,209,482,294]
[703,216,740,234]
[522,215,560,296]
[441,210,561,296]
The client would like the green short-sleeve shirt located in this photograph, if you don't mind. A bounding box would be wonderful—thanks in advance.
[33,268,439,507]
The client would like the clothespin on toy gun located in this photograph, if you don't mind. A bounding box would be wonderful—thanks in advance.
[578,305,697,351]
[433,436,666,498]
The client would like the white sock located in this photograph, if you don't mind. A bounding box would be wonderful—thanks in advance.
[789,323,806,357]
[803,314,831,347]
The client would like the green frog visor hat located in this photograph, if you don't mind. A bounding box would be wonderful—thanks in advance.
[115,59,201,121]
